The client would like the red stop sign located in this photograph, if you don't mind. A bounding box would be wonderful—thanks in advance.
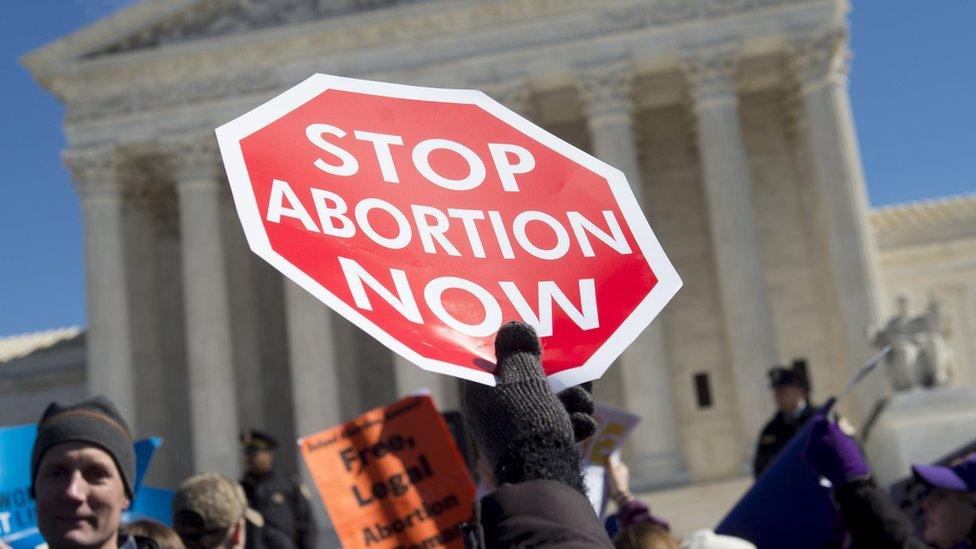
[216,74,680,388]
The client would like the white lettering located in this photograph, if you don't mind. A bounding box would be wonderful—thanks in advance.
[310,188,355,237]
[500,279,599,337]
[567,210,632,257]
[512,211,570,260]
[354,130,404,183]
[411,205,460,256]
[447,208,487,258]
[424,277,502,337]
[306,124,359,176]
[338,257,422,323]
[413,139,486,191]
[487,210,515,259]
[266,179,319,232]
[488,143,535,192]
[354,198,412,249]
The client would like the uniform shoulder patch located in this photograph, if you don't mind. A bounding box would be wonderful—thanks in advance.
[761,434,777,445]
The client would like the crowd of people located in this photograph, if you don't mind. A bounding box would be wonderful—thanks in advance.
[7,321,976,548]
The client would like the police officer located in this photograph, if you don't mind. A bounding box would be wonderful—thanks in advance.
[752,361,815,477]
[239,430,316,549]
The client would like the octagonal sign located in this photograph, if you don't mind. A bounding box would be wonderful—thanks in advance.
[215,74,681,389]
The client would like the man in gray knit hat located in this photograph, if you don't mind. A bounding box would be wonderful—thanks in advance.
[29,396,138,549]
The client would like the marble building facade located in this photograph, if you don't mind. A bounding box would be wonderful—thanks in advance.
[23,0,969,496]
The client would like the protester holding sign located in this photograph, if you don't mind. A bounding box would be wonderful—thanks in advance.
[462,321,613,548]
[803,415,976,548]
[29,396,142,549]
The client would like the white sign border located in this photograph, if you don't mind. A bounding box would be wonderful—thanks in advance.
[216,73,682,390]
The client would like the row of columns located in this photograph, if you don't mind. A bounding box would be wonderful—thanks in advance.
[63,27,883,487]
[484,28,884,477]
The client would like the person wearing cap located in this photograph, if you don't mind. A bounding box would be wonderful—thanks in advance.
[172,474,264,549]
[238,430,315,549]
[752,362,815,477]
[803,415,976,548]
[29,396,142,549]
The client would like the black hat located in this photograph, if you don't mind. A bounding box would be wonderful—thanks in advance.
[30,396,136,499]
[768,365,803,389]
[240,429,277,452]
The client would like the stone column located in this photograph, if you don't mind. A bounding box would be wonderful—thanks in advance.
[790,30,887,416]
[577,62,688,487]
[63,148,137,425]
[170,135,240,475]
[283,279,342,536]
[684,48,779,445]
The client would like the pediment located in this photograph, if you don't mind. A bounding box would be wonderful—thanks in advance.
[91,0,421,57]
[25,0,420,72]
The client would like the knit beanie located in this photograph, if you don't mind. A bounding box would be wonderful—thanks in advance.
[30,396,136,499]
[463,321,585,493]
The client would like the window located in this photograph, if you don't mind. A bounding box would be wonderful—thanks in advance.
[694,372,713,409]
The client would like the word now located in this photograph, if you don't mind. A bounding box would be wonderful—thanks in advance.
[268,179,633,261]
[338,256,597,338]
[307,123,535,192]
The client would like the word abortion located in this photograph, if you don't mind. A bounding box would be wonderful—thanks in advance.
[267,179,633,261]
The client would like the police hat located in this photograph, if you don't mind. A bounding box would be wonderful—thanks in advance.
[240,429,278,452]
[768,366,803,389]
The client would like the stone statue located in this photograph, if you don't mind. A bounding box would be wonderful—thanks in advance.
[870,294,954,391]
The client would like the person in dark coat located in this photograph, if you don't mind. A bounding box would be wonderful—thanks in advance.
[238,431,316,549]
[803,415,976,548]
[462,321,613,548]
[753,362,815,477]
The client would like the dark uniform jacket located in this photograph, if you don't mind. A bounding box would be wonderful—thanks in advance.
[241,471,316,549]
[837,478,976,548]
[753,404,816,477]
[477,480,614,548]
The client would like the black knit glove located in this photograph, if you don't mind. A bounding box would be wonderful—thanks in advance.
[463,321,585,494]
[558,382,596,443]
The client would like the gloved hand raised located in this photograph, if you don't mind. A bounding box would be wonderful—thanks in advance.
[557,382,597,443]
[463,321,585,493]
[801,415,871,487]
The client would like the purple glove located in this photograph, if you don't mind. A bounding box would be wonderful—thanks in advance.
[801,415,870,486]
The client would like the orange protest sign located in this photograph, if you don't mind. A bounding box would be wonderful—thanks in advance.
[299,396,475,549]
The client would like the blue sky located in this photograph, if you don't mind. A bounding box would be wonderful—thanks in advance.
[0,1,973,335]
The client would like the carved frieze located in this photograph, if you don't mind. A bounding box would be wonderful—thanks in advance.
[576,62,634,124]
[91,0,415,56]
[162,134,224,186]
[59,0,812,124]
[788,27,850,90]
[683,47,739,106]
[62,147,125,199]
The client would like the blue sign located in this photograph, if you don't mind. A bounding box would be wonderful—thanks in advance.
[716,401,844,548]
[0,424,42,549]
[0,424,165,548]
